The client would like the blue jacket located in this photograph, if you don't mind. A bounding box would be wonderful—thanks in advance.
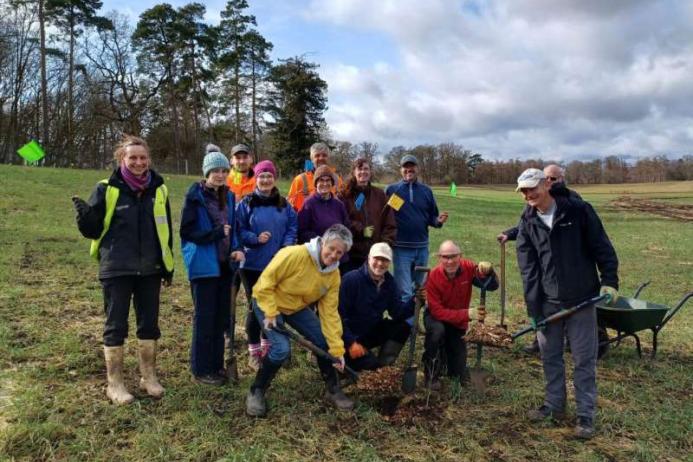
[180,182,239,281]
[236,189,298,271]
[385,180,442,248]
[338,264,415,346]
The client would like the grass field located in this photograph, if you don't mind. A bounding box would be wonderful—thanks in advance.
[0,164,691,461]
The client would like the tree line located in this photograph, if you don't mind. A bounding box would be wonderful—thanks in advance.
[1,0,691,183]
[1,0,327,175]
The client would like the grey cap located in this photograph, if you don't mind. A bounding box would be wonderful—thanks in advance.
[400,154,418,166]
[230,144,251,156]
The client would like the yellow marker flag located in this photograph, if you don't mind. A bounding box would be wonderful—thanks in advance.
[387,193,405,211]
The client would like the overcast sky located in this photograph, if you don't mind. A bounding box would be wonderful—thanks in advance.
[102,0,693,161]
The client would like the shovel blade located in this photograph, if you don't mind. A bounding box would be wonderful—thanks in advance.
[469,368,491,392]
[225,356,239,383]
[401,366,417,394]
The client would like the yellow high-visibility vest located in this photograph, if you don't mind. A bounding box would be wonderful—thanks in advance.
[89,180,174,272]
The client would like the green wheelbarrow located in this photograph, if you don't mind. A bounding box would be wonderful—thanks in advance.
[597,282,693,359]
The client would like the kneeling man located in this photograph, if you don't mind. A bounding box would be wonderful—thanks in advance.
[423,240,497,388]
[339,243,414,371]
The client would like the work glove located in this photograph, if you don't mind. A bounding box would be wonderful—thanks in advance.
[363,225,374,238]
[348,342,367,359]
[530,316,546,332]
[332,356,345,372]
[477,261,493,275]
[162,272,173,287]
[600,286,619,306]
[263,316,277,331]
[71,196,89,218]
[470,306,486,322]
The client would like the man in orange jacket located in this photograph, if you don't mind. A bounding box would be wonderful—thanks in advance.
[287,142,343,211]
[227,144,256,200]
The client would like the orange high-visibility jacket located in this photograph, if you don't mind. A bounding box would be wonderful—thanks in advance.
[287,167,343,211]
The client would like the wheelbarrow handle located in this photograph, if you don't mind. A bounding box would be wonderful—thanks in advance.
[633,281,651,298]
[511,294,608,340]
[660,291,693,329]
[271,325,360,380]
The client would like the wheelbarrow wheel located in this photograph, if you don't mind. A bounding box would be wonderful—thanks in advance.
[597,326,610,359]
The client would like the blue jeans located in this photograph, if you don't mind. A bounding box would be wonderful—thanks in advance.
[393,246,429,324]
[252,301,336,379]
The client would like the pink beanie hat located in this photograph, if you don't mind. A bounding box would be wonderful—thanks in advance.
[254,160,276,178]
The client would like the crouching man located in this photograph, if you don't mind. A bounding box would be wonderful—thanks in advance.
[423,240,497,388]
[515,168,619,439]
[246,224,354,417]
[339,243,414,371]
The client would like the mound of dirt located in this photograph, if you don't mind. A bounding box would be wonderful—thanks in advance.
[609,196,693,222]
[464,323,512,347]
[356,367,445,425]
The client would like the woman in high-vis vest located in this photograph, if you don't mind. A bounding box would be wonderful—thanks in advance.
[180,146,245,386]
[72,135,174,405]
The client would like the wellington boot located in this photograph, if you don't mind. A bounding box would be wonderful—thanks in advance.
[138,340,165,399]
[325,386,354,411]
[324,374,354,411]
[246,388,267,417]
[378,341,405,366]
[103,346,134,405]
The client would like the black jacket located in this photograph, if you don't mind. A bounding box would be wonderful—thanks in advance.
[76,168,173,280]
[516,193,618,319]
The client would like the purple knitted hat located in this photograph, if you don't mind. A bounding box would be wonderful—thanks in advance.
[254,160,276,178]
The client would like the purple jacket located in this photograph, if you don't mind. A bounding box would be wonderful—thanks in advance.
[298,193,350,244]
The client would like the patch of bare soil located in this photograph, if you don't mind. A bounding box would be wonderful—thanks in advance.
[609,196,693,222]
[356,367,445,426]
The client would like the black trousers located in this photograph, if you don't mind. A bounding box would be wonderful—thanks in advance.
[345,318,410,371]
[101,274,162,346]
[240,269,263,345]
[190,265,232,376]
[422,310,467,379]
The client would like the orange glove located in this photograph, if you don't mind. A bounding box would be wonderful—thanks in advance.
[348,342,367,359]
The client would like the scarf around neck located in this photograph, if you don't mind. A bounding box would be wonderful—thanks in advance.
[120,165,151,192]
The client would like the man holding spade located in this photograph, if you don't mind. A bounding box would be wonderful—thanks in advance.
[515,168,619,439]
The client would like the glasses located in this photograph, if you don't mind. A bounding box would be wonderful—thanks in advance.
[438,254,460,260]
[547,176,559,181]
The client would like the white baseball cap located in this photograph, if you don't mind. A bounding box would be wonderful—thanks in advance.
[369,242,393,261]
[516,168,546,191]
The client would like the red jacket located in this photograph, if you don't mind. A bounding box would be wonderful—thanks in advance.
[425,259,498,330]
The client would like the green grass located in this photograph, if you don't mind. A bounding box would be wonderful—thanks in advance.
[0,165,691,461]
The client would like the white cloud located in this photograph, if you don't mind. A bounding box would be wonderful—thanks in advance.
[307,0,693,159]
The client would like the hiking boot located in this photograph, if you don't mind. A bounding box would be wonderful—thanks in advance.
[575,416,595,439]
[325,387,354,411]
[194,374,225,386]
[103,346,134,405]
[527,405,565,422]
[522,338,540,355]
[246,388,267,417]
[138,340,165,398]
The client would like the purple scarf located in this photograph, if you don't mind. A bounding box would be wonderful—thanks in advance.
[120,165,151,192]
[201,181,230,263]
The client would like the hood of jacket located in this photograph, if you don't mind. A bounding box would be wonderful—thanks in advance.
[305,237,340,274]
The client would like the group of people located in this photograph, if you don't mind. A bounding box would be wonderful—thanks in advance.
[73,135,618,440]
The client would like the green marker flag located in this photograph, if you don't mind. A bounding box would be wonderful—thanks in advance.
[450,182,457,197]
[17,140,46,163]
